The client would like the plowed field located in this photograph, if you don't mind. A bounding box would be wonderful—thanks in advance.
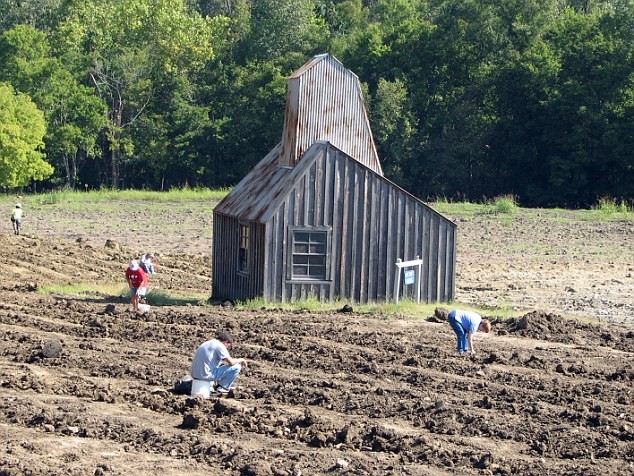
[1,201,632,476]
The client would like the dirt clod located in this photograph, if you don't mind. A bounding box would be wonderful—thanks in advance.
[41,339,62,358]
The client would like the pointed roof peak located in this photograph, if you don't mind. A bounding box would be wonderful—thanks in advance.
[279,54,382,175]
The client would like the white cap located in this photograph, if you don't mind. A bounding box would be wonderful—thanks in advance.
[129,260,139,271]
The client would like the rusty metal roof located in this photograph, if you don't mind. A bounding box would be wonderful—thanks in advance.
[214,142,288,223]
[279,54,382,175]
[215,142,331,223]
[214,141,453,226]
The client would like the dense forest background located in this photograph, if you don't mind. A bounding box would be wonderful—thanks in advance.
[0,0,632,207]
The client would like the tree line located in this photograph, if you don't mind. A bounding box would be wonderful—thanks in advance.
[0,0,632,207]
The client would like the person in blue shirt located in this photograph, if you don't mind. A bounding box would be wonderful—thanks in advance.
[448,309,491,355]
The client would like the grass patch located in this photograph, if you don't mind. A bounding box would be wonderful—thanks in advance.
[235,296,515,320]
[39,283,518,320]
[428,198,627,227]
[592,197,633,220]
[491,194,518,214]
[146,289,206,306]
[39,282,125,297]
[25,187,231,207]
[236,295,342,312]
[429,195,518,217]
[38,282,207,306]
[427,198,487,217]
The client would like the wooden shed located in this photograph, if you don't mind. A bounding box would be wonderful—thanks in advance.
[212,54,456,304]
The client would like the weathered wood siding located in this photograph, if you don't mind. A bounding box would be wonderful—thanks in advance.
[212,215,265,302]
[263,144,456,303]
[212,54,456,304]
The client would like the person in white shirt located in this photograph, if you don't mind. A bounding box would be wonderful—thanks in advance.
[11,203,23,235]
[139,252,157,274]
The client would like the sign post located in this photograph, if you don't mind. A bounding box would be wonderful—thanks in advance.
[393,256,423,304]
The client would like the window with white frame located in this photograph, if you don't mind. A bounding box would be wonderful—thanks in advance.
[290,228,329,280]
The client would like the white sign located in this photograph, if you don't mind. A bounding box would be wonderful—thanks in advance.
[393,257,424,304]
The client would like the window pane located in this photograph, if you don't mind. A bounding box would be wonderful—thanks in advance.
[291,229,327,280]
[293,265,308,276]
[309,244,325,254]
[295,232,309,243]
[307,267,325,279]
[310,234,326,244]
[309,255,324,266]
[238,249,247,272]
[239,225,249,273]
[294,243,309,254]
[294,255,309,265]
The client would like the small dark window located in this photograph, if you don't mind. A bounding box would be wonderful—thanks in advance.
[292,230,327,280]
[238,224,249,273]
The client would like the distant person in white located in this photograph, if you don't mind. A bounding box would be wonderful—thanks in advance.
[11,203,23,235]
[190,330,247,396]
[139,252,157,274]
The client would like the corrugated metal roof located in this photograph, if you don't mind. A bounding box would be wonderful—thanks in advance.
[215,141,328,223]
[279,54,382,175]
[214,143,288,223]
[214,141,454,227]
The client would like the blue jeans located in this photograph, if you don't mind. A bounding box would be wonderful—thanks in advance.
[212,363,242,389]
[140,262,155,274]
[448,311,469,352]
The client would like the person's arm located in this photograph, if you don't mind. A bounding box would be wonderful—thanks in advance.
[223,355,248,368]
[137,268,148,286]
[467,331,475,355]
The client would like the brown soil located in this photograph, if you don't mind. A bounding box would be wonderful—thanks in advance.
[1,206,633,475]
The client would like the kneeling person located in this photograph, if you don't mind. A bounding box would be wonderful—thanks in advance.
[190,330,247,397]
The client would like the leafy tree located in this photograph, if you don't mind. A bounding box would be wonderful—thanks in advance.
[491,4,634,205]
[0,83,53,188]
[243,0,326,60]
[0,25,106,188]
[209,59,289,184]
[55,0,226,188]
[372,78,417,186]
[0,0,631,205]
[0,0,64,34]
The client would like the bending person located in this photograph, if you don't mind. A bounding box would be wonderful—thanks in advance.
[447,309,491,356]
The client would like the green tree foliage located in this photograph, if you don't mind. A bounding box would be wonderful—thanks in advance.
[0,25,107,188]
[243,0,326,60]
[491,3,634,205]
[0,0,64,34]
[0,0,631,205]
[372,78,417,185]
[55,0,226,188]
[0,83,53,188]
[200,59,288,185]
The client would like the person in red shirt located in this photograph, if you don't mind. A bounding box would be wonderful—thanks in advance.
[125,260,148,311]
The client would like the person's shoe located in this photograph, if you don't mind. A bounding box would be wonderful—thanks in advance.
[215,385,233,395]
